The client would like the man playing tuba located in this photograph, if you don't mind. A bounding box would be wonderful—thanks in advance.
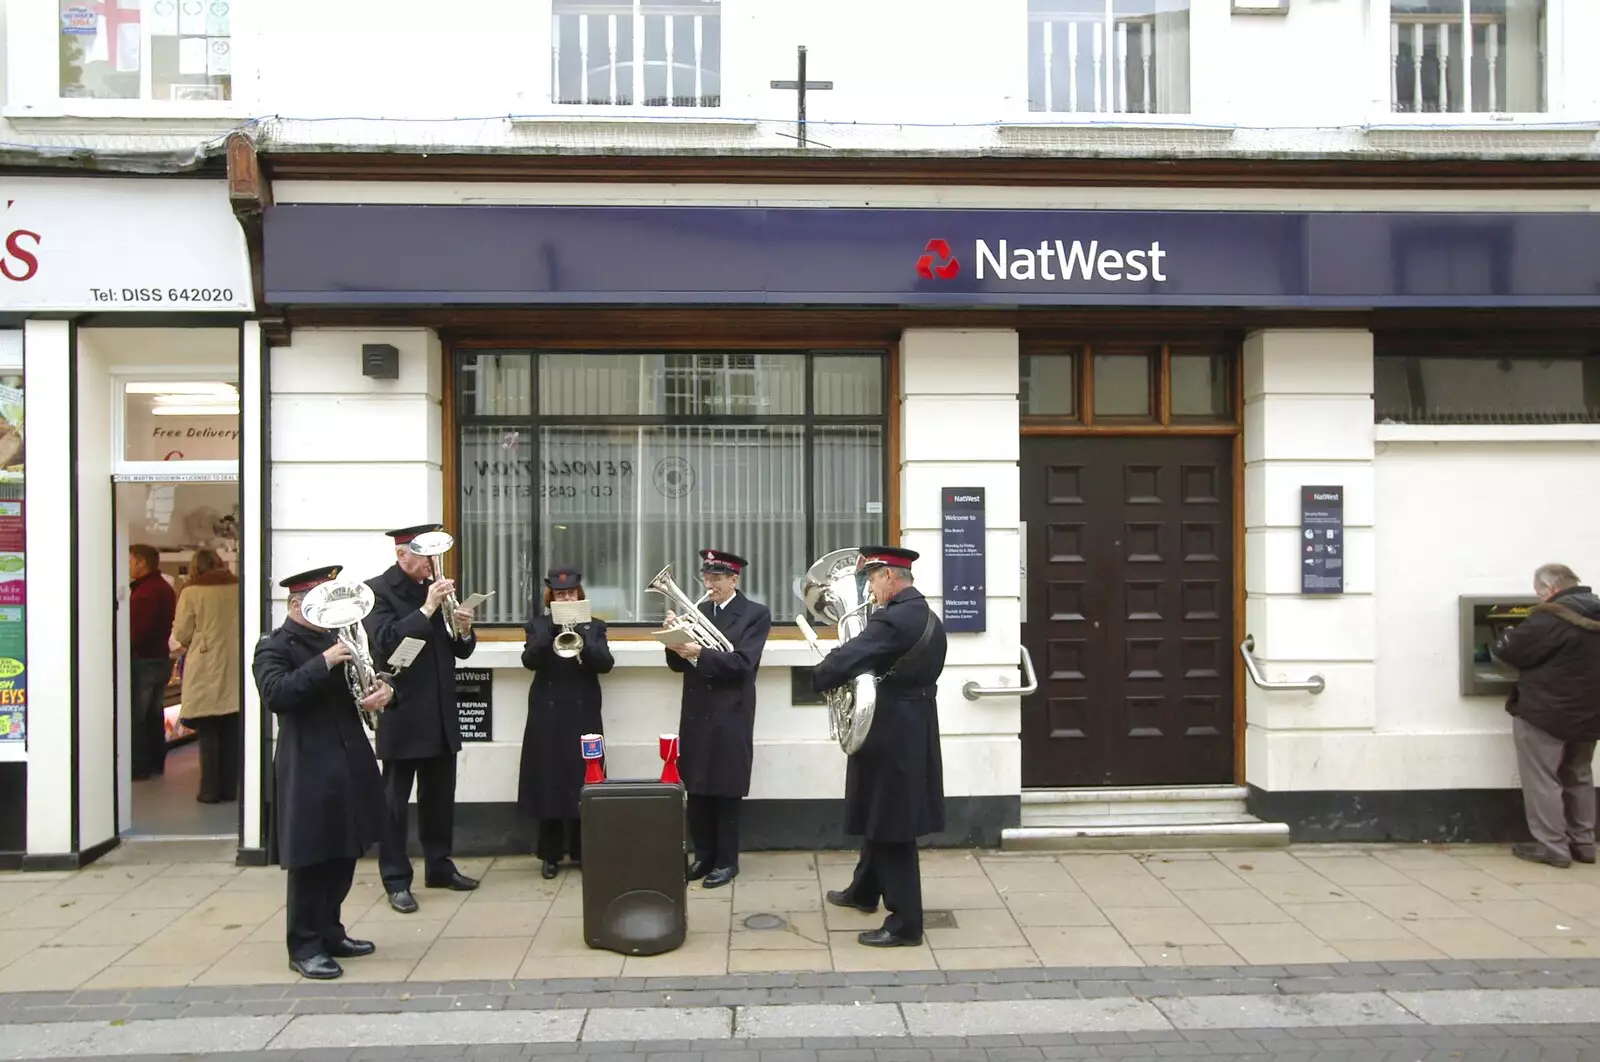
[811,546,947,948]
[664,549,772,889]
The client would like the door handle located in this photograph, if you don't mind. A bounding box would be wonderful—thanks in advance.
[962,646,1039,700]
[1239,635,1326,694]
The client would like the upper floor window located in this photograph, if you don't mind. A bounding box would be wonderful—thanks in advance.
[1375,334,1600,424]
[1027,0,1191,116]
[552,0,721,108]
[59,0,233,101]
[1390,0,1546,115]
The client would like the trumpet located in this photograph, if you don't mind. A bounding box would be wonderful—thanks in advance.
[299,579,389,732]
[645,563,735,653]
[550,597,592,659]
[407,530,466,639]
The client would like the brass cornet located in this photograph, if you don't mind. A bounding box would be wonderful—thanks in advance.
[550,598,591,660]
[645,563,735,653]
[299,579,389,732]
[406,530,466,639]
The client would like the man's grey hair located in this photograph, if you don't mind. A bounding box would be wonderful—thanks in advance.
[1534,563,1581,594]
[889,567,915,585]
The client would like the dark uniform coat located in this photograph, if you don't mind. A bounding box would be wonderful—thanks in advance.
[363,564,477,761]
[1494,585,1600,742]
[812,586,947,842]
[518,613,616,819]
[253,620,387,870]
[665,592,772,797]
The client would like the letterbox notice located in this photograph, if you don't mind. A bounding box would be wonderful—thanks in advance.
[1300,485,1344,595]
[455,668,493,742]
[942,487,987,633]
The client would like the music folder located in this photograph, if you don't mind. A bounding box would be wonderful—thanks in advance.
[651,627,697,648]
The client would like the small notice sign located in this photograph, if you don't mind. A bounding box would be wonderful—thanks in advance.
[455,668,493,742]
[941,487,987,633]
[1300,485,1344,595]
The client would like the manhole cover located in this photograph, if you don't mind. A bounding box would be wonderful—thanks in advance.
[923,910,957,930]
[742,913,787,931]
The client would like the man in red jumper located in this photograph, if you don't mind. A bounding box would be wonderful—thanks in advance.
[129,543,177,780]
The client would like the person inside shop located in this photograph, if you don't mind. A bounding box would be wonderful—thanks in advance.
[171,548,241,804]
[128,543,177,781]
[811,546,947,948]
[253,565,392,980]
[518,565,615,879]
[1492,562,1600,869]
[664,548,772,890]
[364,523,480,915]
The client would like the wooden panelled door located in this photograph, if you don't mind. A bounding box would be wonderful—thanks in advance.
[1020,435,1235,788]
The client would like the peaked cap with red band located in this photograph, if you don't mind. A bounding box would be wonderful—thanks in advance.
[857,546,919,572]
[699,549,747,575]
[386,523,444,545]
[279,565,343,592]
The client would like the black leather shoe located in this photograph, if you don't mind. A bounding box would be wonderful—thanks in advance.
[1574,849,1596,865]
[1512,843,1572,869]
[702,866,738,889]
[686,859,711,882]
[425,869,480,891]
[858,928,922,948]
[289,953,343,979]
[826,889,878,914]
[541,860,559,880]
[327,937,376,958]
[387,889,419,914]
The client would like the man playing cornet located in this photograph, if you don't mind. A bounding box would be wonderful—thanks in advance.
[253,566,393,980]
[665,549,772,889]
[365,523,480,915]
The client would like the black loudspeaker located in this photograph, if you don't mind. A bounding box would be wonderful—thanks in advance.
[580,781,687,956]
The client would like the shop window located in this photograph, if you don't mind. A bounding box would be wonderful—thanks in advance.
[552,0,721,108]
[1027,0,1191,116]
[1375,335,1600,424]
[1389,0,1546,116]
[59,0,233,102]
[121,381,240,463]
[1022,340,1234,427]
[454,349,887,628]
[0,332,21,748]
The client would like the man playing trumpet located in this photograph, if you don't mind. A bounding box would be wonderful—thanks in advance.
[664,549,772,889]
[253,566,392,980]
[365,523,480,914]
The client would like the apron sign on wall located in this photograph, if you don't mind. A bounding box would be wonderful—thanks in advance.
[455,668,493,742]
[1300,486,1345,595]
[942,487,987,634]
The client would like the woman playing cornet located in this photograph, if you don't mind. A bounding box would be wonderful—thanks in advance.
[518,566,615,879]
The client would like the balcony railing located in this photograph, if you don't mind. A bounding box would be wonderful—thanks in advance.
[1390,9,1544,114]
[1029,11,1164,114]
[552,1,720,108]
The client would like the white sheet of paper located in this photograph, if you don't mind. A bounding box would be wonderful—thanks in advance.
[207,0,231,36]
[179,0,207,34]
[387,637,426,671]
[178,36,207,74]
[652,627,698,648]
[116,22,142,72]
[459,592,494,611]
[207,38,231,76]
[150,0,180,35]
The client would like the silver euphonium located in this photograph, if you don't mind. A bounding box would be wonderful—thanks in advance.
[550,598,591,660]
[299,579,387,732]
[793,548,880,755]
[407,530,465,639]
[645,563,736,653]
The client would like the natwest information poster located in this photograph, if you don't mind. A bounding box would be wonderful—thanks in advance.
[0,372,24,743]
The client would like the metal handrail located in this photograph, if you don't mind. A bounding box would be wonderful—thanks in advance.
[962,646,1039,701]
[1240,635,1326,695]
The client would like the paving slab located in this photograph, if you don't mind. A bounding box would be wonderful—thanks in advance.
[1388,987,1600,1024]
[582,1006,734,1041]
[901,1000,1172,1037]
[0,1015,290,1059]
[736,1003,907,1039]
[1151,992,1422,1029]
[268,1009,586,1049]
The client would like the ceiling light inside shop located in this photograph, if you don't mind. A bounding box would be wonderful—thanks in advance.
[151,405,241,417]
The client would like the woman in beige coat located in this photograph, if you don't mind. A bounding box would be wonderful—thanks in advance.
[173,549,241,803]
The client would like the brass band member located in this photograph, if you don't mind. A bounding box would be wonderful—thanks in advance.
[252,566,392,980]
[665,549,772,889]
[812,546,947,948]
[364,523,480,914]
[518,566,615,879]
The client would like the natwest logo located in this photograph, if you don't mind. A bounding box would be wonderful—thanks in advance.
[915,238,960,280]
[975,238,1167,283]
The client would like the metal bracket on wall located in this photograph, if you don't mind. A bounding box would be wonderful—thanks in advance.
[962,645,1040,700]
[1240,635,1326,694]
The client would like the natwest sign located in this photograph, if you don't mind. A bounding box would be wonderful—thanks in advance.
[972,238,1168,283]
[0,178,253,313]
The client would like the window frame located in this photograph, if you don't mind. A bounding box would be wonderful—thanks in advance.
[1021,338,1240,432]
[7,0,255,120]
[446,343,894,634]
[1373,330,1600,426]
[1370,0,1568,124]
[1020,0,1199,124]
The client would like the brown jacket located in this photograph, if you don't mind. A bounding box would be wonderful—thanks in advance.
[173,569,240,720]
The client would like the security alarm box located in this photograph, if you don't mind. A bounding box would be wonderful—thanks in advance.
[1459,595,1540,697]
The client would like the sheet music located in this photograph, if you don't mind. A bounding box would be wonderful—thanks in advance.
[387,637,426,671]
[459,592,495,611]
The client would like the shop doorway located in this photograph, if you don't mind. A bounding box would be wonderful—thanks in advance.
[1019,434,1236,789]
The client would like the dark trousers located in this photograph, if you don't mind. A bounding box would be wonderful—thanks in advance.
[130,658,171,778]
[189,713,240,802]
[841,839,923,940]
[686,793,741,870]
[379,753,459,891]
[536,817,582,864]
[286,857,356,960]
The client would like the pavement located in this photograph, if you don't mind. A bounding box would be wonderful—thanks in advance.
[6,841,1600,1058]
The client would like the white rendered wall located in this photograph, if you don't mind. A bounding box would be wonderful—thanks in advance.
[1243,330,1379,793]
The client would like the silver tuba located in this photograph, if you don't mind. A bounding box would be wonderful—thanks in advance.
[550,597,591,660]
[299,579,388,732]
[793,548,880,754]
[645,563,736,653]
[407,530,466,639]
